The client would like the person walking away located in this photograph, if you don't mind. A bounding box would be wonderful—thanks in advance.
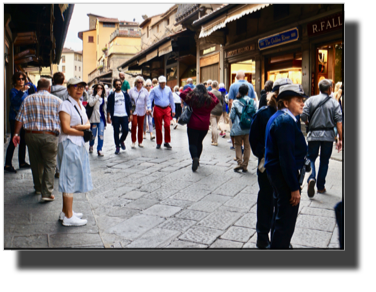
[88,83,107,156]
[119,72,130,94]
[180,85,218,171]
[218,83,229,137]
[264,84,308,248]
[58,78,93,226]
[146,75,175,149]
[152,78,158,89]
[301,79,342,198]
[259,80,273,108]
[172,85,182,129]
[107,79,133,154]
[51,72,69,101]
[5,72,32,173]
[183,78,195,90]
[143,79,155,140]
[13,78,61,200]
[229,84,255,172]
[249,88,278,249]
[228,70,256,149]
[129,76,149,148]
[209,81,223,146]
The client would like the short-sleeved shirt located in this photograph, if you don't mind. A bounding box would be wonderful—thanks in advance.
[114,92,127,117]
[16,90,62,133]
[58,96,88,147]
[228,80,256,100]
[121,79,130,92]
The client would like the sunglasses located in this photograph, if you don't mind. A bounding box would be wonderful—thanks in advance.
[137,81,143,84]
[17,78,25,81]
[146,85,151,87]
[73,85,84,90]
[97,87,103,90]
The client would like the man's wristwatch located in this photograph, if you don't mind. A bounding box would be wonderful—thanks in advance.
[14,133,19,137]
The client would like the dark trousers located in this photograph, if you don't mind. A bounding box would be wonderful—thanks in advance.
[5,119,27,167]
[267,169,300,249]
[334,201,344,249]
[256,164,275,244]
[112,116,129,147]
[307,141,333,190]
[187,127,208,159]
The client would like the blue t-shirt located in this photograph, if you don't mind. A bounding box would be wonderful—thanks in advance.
[183,83,195,90]
[228,80,256,100]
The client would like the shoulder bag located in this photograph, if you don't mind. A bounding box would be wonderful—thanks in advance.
[67,99,93,143]
[178,105,193,125]
[307,94,332,132]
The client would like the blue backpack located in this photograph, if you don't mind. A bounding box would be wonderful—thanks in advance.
[236,98,256,130]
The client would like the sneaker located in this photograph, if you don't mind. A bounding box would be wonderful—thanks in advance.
[156,144,161,149]
[59,211,83,221]
[307,179,316,198]
[89,146,93,153]
[19,163,31,169]
[143,134,146,139]
[62,214,87,227]
[317,188,326,194]
[234,165,243,172]
[98,150,104,157]
[4,165,17,173]
[192,158,199,172]
[174,124,178,129]
[230,146,235,150]
[121,142,126,150]
[131,142,136,149]
[211,142,218,146]
[227,139,232,143]
[138,143,144,148]
[222,134,226,138]
[115,147,120,154]
[150,135,155,140]
[164,143,172,149]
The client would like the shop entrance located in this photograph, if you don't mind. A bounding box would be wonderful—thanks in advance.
[229,59,256,87]
[314,42,343,95]
[266,52,302,86]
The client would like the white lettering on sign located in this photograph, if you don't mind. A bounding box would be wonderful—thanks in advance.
[310,15,343,34]
[338,16,342,26]
[313,24,319,33]
[326,20,332,29]
[203,46,216,55]
[321,21,325,31]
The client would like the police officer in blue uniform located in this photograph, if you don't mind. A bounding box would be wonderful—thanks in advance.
[264,84,308,249]
[249,79,292,249]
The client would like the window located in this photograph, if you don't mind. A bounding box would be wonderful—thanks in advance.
[79,66,81,72]
[103,22,115,28]
[167,18,170,26]
[75,66,77,71]
[147,26,149,38]
[62,56,65,63]
[88,36,94,43]
[62,66,65,73]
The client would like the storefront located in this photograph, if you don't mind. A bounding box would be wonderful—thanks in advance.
[307,12,343,95]
[199,44,221,83]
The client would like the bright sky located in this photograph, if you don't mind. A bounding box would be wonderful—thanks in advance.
[64,3,175,51]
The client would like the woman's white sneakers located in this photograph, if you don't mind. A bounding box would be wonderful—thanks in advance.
[59,211,83,221]
[62,213,87,227]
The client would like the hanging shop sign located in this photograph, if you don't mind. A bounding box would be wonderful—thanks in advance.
[226,44,256,58]
[258,27,299,50]
[307,12,343,37]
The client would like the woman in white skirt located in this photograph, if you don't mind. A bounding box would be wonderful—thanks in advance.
[58,78,93,227]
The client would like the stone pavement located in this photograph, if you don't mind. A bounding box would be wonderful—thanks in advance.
[3,119,342,249]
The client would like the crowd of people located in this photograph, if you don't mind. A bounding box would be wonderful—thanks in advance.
[5,69,343,248]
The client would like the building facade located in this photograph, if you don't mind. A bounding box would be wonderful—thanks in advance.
[57,48,83,83]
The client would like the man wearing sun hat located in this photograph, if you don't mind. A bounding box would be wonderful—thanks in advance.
[264,83,308,249]
[146,75,175,149]
[301,79,343,198]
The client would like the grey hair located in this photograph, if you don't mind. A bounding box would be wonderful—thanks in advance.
[319,79,332,93]
[134,75,145,86]
[212,80,218,88]
[236,70,245,79]
[218,83,225,89]
[187,78,193,83]
[145,79,152,85]
[207,79,212,85]
[173,85,179,92]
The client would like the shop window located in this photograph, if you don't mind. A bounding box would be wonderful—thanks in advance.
[230,59,256,87]
[75,66,77,71]
[266,53,302,86]
[166,66,177,81]
[166,52,178,66]
[236,17,247,35]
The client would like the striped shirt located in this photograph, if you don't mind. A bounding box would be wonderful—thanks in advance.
[16,90,62,134]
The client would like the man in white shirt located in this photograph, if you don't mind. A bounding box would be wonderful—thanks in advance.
[106,79,133,154]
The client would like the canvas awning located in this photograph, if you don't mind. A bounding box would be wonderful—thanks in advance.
[199,4,271,38]
[159,41,173,57]
[146,49,158,62]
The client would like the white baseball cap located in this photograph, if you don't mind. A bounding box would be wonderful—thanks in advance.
[272,78,292,92]
[67,77,87,87]
[158,76,166,83]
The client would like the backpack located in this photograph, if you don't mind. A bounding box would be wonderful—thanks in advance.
[235,98,256,130]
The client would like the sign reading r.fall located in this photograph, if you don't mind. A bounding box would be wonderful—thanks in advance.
[307,12,343,37]
[258,27,299,50]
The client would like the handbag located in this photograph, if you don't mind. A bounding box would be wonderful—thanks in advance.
[178,105,193,125]
[67,99,93,143]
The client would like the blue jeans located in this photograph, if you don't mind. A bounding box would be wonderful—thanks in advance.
[307,141,333,190]
[90,119,105,151]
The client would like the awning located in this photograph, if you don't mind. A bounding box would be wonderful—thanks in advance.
[146,49,158,62]
[138,56,147,66]
[199,4,271,38]
[159,41,173,57]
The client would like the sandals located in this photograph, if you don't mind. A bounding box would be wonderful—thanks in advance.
[4,165,17,173]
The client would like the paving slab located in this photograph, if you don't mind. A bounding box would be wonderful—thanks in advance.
[210,239,244,249]
[125,228,180,248]
[220,226,256,242]
[178,226,223,245]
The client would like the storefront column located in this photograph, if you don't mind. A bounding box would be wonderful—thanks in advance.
[219,44,224,84]
[196,40,200,83]
[301,42,310,96]
[254,54,262,98]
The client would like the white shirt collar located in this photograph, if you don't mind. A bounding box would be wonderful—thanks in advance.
[280,108,297,122]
